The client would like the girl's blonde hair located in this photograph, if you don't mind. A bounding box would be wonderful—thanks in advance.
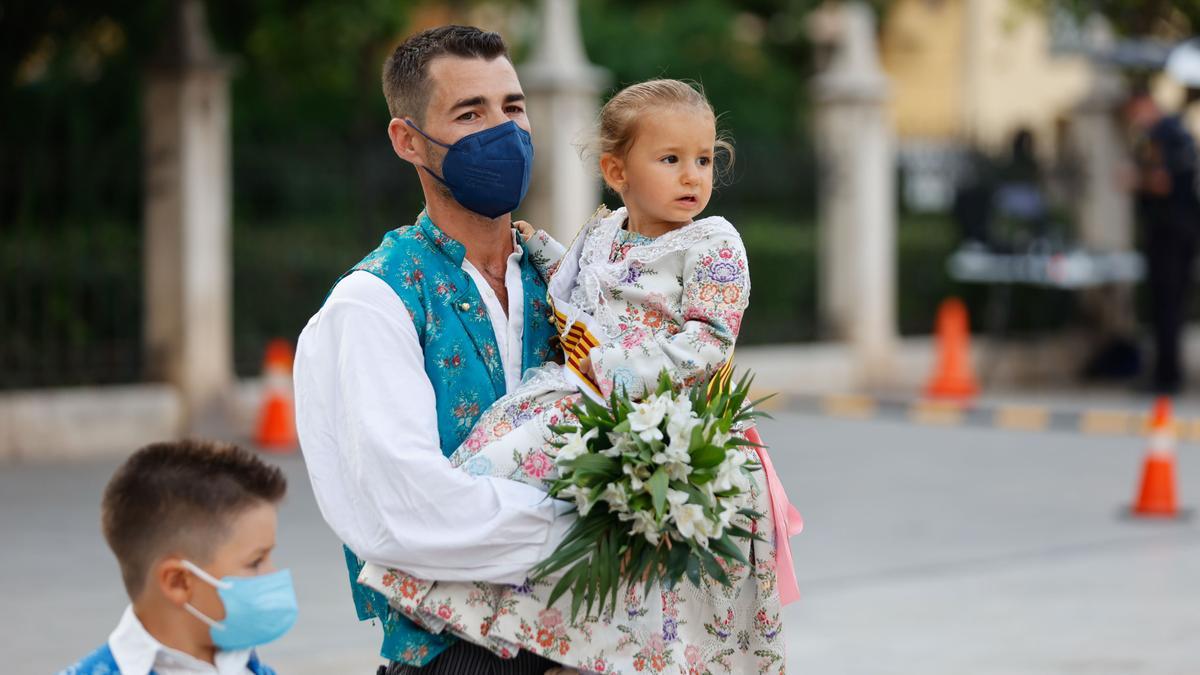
[590,79,734,183]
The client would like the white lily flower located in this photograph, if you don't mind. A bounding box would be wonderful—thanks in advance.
[603,431,636,458]
[557,484,595,516]
[624,510,662,545]
[666,394,699,441]
[666,488,690,507]
[554,427,598,465]
[601,482,631,513]
[622,461,651,491]
[669,502,707,542]
[712,450,750,493]
[628,394,669,442]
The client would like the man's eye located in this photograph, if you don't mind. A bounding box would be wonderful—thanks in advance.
[660,155,678,164]
[505,105,525,115]
[458,111,479,121]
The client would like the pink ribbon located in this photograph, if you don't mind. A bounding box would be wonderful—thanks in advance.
[745,426,803,605]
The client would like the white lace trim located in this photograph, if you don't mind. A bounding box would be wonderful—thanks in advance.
[570,207,740,339]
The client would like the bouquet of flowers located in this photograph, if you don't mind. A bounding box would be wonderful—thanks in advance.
[532,370,769,620]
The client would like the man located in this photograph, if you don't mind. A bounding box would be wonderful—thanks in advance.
[1125,87,1200,393]
[293,26,573,674]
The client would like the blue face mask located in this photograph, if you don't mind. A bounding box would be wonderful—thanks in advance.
[406,119,534,219]
[181,560,298,651]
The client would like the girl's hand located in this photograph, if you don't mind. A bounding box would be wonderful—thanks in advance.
[514,220,536,241]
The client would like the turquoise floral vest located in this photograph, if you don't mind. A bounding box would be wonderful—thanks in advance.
[340,212,559,665]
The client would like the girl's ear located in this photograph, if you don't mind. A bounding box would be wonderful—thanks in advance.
[599,153,627,193]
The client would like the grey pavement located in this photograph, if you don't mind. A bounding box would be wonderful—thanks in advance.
[3,411,1198,674]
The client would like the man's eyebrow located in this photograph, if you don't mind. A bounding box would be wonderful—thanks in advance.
[449,96,485,112]
[448,93,526,112]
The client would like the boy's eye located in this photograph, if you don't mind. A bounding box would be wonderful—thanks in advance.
[698,157,712,167]
[660,155,678,164]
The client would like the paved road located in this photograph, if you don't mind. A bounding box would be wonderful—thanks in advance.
[3,412,1197,674]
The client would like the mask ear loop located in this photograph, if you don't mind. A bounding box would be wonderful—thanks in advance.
[404,119,455,187]
[180,560,232,631]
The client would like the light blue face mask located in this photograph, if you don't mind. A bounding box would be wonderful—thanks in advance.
[181,560,298,651]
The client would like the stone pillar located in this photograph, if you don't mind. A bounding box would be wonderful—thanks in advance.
[519,0,609,243]
[809,1,898,385]
[1069,22,1138,342]
[143,0,234,431]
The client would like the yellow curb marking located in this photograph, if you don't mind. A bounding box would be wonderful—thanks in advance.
[910,400,965,426]
[1183,419,1200,443]
[994,406,1050,432]
[1079,411,1136,436]
[821,394,876,419]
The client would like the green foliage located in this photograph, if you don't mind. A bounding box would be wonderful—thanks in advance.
[1026,0,1200,37]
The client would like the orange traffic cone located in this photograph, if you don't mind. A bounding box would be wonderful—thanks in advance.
[925,298,979,400]
[1133,396,1179,517]
[255,339,297,452]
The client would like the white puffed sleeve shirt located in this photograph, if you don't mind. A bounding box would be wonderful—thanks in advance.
[293,237,572,585]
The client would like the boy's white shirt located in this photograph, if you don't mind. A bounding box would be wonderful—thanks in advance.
[293,229,572,585]
[108,605,254,675]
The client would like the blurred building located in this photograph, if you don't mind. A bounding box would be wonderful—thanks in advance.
[879,0,1093,212]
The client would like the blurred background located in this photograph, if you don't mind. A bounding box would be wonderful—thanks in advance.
[4,0,1200,673]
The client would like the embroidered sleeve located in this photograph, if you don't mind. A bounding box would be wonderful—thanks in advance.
[589,230,750,399]
[524,229,567,282]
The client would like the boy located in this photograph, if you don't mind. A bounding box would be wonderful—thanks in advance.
[60,440,295,675]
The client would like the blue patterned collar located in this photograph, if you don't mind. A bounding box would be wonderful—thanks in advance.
[416,210,527,267]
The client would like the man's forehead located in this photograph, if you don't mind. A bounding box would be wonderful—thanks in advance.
[428,55,522,109]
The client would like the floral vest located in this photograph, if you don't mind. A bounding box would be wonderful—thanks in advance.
[339,212,559,665]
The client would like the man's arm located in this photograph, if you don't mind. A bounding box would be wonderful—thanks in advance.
[294,271,571,584]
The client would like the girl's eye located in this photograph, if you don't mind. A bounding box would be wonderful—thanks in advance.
[697,157,712,167]
[660,155,678,164]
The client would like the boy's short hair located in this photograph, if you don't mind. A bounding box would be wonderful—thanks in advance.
[101,440,287,598]
[382,25,509,124]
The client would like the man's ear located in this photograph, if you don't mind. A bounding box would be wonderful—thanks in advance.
[388,118,424,166]
[155,558,193,607]
[599,153,626,193]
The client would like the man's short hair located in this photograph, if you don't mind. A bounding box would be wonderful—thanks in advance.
[101,440,287,598]
[382,25,509,123]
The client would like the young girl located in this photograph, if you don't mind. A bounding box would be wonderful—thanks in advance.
[361,79,793,674]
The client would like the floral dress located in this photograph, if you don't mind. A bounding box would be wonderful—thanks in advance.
[359,207,787,674]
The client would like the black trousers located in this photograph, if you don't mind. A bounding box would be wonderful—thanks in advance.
[380,641,560,675]
[1145,226,1197,391]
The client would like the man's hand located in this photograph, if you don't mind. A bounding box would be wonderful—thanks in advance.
[514,220,536,241]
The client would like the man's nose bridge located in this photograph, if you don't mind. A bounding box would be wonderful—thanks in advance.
[485,103,510,127]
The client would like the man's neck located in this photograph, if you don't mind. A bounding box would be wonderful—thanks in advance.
[134,601,217,666]
[425,196,516,272]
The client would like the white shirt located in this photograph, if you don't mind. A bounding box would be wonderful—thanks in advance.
[107,605,254,675]
[460,236,525,392]
[294,234,572,585]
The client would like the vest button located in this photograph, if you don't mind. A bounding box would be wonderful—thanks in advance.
[547,315,555,324]
[460,302,471,311]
